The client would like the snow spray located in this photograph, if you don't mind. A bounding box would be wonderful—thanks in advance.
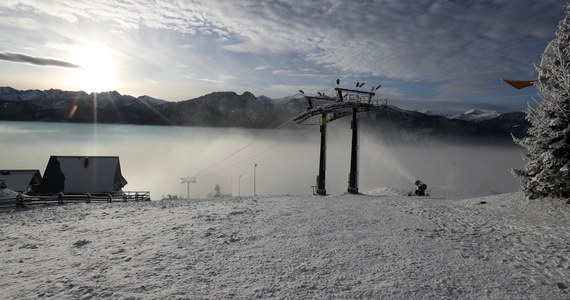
[375,146,416,184]
[445,162,458,186]
[384,156,416,183]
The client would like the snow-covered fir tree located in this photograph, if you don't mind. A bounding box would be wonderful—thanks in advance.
[512,4,570,200]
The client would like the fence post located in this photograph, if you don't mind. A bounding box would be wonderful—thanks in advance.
[57,192,64,205]
[107,194,112,203]
[86,193,91,203]
[16,193,24,208]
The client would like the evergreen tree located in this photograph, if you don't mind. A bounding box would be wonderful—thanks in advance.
[513,4,570,200]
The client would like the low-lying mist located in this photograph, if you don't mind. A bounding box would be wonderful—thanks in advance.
[0,121,525,199]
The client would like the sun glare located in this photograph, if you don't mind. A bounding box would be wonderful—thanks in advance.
[68,43,118,92]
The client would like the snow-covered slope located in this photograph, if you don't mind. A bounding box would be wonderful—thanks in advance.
[366,185,502,199]
[2,191,569,299]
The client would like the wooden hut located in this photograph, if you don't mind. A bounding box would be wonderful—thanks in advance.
[38,156,127,194]
[0,170,42,194]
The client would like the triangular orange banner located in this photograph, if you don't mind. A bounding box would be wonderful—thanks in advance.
[502,79,537,89]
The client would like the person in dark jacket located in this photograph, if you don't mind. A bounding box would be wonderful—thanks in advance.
[414,180,428,196]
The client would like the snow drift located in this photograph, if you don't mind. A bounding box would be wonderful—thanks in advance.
[1,190,570,299]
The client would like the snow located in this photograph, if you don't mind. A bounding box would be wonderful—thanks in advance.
[0,188,19,208]
[1,189,570,299]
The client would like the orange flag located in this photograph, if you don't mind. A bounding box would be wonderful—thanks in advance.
[502,79,537,89]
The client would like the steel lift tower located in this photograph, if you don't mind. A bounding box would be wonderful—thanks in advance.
[180,176,197,200]
[294,81,387,195]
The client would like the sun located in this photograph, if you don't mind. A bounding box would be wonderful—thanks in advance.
[68,43,119,92]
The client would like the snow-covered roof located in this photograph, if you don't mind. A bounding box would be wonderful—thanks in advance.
[0,170,41,193]
[38,156,127,194]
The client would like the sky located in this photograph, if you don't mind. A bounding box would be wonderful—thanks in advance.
[0,0,566,113]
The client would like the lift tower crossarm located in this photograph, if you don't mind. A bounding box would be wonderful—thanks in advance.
[335,87,376,98]
[180,176,197,200]
[303,95,338,110]
[306,95,338,101]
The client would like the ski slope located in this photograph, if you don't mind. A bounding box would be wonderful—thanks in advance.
[1,189,570,299]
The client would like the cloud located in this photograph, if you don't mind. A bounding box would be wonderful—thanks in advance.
[254,65,269,71]
[2,1,562,80]
[188,75,236,84]
[0,52,80,68]
[438,72,507,95]
[205,0,563,80]
[0,16,39,30]
[0,0,564,104]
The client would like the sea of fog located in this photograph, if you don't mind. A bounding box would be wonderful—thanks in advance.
[0,121,525,199]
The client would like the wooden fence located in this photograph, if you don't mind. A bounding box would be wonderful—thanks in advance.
[0,191,150,211]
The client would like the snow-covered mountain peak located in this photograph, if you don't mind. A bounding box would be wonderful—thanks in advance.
[464,108,485,115]
[450,109,500,122]
[415,108,434,115]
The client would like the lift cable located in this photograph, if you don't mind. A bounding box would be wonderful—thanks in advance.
[193,114,302,178]
[201,126,317,179]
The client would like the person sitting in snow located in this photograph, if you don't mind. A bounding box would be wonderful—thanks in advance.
[414,180,428,196]
[214,184,221,197]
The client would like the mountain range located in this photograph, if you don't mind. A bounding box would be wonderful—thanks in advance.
[0,87,530,144]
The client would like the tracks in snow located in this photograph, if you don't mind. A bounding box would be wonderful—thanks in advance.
[401,196,570,295]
